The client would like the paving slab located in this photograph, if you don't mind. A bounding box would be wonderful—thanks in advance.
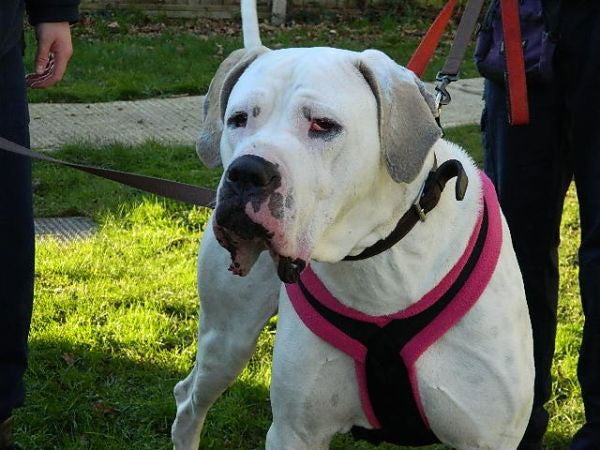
[29,95,204,150]
[430,78,484,128]
[28,78,484,150]
[35,217,97,241]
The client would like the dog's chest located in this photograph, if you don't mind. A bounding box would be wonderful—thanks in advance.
[280,172,503,446]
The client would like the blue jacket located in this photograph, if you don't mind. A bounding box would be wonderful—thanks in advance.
[0,0,80,57]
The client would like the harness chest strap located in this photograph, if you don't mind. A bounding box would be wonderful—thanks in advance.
[285,172,503,446]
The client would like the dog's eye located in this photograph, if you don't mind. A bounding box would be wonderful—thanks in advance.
[227,112,248,129]
[309,118,342,138]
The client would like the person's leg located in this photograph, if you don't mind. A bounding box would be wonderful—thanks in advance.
[571,102,600,450]
[557,2,600,449]
[0,44,34,424]
[482,77,571,448]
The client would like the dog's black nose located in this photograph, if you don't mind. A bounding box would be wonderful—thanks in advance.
[226,155,280,192]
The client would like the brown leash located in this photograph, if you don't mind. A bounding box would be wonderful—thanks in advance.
[0,4,499,207]
[0,137,217,208]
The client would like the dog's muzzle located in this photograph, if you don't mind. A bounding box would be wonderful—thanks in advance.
[216,154,281,239]
[214,155,306,283]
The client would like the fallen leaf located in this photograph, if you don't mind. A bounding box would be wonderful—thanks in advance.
[62,353,77,366]
[92,400,116,415]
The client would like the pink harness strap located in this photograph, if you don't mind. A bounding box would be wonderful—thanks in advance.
[285,172,503,431]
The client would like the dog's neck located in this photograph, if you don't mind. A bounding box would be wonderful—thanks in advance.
[310,140,482,316]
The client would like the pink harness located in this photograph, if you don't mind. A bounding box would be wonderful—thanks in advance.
[285,172,503,445]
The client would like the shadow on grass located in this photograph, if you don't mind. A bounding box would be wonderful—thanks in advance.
[543,430,572,449]
[18,336,445,450]
[17,338,272,450]
[18,331,573,450]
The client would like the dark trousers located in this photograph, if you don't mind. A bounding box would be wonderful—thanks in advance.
[0,44,34,422]
[482,2,600,448]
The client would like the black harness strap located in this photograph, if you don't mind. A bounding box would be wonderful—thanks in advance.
[297,203,489,446]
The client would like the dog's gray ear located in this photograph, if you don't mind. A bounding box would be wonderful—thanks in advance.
[197,47,269,168]
[356,49,442,184]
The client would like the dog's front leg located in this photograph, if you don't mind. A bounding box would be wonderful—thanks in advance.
[266,422,331,450]
[171,222,280,450]
[265,295,366,450]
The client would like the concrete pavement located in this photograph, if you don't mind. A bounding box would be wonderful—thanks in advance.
[29,78,484,150]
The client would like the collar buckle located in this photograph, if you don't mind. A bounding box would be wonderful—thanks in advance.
[412,180,429,222]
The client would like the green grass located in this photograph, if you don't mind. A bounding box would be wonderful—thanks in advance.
[15,125,582,448]
[25,8,478,103]
[444,124,484,164]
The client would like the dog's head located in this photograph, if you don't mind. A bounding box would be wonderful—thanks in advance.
[198,47,441,283]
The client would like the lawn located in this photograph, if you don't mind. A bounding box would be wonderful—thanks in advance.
[24,7,478,103]
[13,125,583,449]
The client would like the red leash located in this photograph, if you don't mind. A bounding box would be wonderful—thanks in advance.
[408,0,530,125]
[500,0,530,124]
[406,0,459,77]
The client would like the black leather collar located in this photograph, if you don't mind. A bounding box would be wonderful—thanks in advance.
[344,156,469,261]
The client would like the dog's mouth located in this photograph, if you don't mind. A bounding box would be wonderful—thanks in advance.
[213,223,266,276]
[213,212,306,283]
[214,154,308,283]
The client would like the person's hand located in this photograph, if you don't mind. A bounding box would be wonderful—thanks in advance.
[26,22,73,89]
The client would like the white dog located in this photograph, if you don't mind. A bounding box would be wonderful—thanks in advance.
[171,1,534,448]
